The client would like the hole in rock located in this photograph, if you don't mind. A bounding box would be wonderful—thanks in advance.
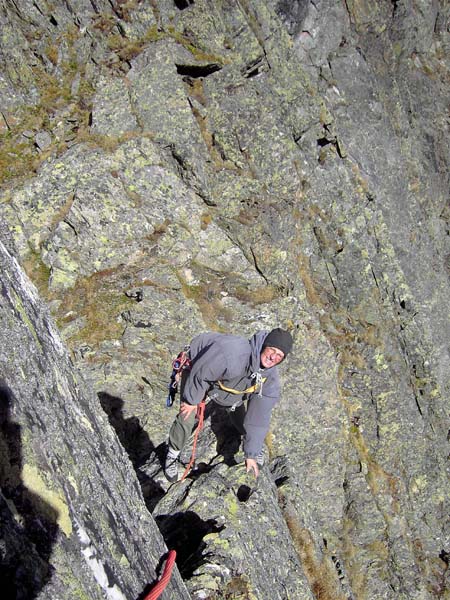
[317,137,332,147]
[156,511,224,579]
[245,67,260,78]
[174,0,192,9]
[274,474,289,487]
[237,485,252,502]
[176,63,222,78]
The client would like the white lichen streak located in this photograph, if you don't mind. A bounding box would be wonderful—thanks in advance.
[74,519,127,600]
[1,240,66,357]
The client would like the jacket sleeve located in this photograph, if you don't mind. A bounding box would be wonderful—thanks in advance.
[242,394,279,458]
[182,344,227,405]
[242,369,280,457]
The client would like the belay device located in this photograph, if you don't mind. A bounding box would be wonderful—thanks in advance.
[166,346,191,407]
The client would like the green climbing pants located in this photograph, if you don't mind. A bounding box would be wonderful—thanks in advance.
[168,404,198,452]
[168,400,246,452]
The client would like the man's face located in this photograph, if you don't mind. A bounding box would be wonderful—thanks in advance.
[260,346,285,368]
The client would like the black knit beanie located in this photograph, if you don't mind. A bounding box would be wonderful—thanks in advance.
[262,328,293,357]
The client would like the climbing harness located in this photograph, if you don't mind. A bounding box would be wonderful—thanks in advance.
[217,372,266,396]
[144,549,177,600]
[180,398,206,482]
[217,372,267,411]
[218,373,265,412]
[166,346,191,407]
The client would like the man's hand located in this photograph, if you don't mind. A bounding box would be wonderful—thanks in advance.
[245,458,259,478]
[180,402,198,420]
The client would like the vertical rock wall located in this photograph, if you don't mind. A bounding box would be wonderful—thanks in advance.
[0,241,190,599]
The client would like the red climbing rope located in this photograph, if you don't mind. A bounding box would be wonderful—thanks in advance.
[181,399,206,481]
[144,549,177,600]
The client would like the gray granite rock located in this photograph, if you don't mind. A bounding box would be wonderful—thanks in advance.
[0,1,449,598]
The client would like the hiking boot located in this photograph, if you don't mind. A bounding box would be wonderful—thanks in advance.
[164,446,180,483]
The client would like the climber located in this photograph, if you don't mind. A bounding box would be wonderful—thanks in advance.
[164,328,293,483]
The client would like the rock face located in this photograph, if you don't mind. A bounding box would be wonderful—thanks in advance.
[0,242,190,599]
[1,1,449,599]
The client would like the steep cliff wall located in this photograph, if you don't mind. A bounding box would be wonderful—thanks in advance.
[0,242,190,598]
[1,1,449,599]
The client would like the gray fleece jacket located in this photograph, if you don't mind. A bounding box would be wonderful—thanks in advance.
[182,331,281,458]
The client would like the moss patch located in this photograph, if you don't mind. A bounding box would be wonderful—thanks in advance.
[0,42,94,185]
[22,250,52,300]
[280,493,347,600]
[56,266,135,348]
[210,575,256,599]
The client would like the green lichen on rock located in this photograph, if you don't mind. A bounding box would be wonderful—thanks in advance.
[21,464,72,537]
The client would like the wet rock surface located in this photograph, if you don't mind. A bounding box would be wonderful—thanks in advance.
[1,1,449,599]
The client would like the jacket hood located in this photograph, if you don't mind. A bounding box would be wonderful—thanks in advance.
[249,330,270,372]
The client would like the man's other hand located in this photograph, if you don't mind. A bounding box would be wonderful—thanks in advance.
[245,458,259,478]
[180,402,197,420]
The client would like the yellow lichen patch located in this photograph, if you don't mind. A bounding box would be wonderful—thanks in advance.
[204,532,230,551]
[67,473,79,495]
[80,415,94,433]
[11,289,42,349]
[225,495,239,517]
[119,554,130,568]
[410,475,428,494]
[22,463,72,537]
[378,422,400,437]
[350,161,370,196]
[374,351,389,371]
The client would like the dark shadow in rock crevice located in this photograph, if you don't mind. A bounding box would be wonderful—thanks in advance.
[0,381,59,600]
[236,484,253,502]
[174,0,193,10]
[176,63,222,78]
[98,392,165,511]
[208,402,243,466]
[155,510,224,579]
